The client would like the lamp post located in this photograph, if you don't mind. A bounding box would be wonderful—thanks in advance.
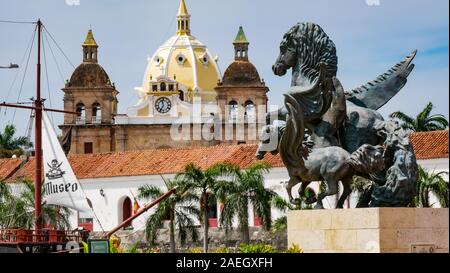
[0,63,19,69]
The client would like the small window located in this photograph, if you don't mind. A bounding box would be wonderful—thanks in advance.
[176,54,186,65]
[92,103,101,117]
[179,90,184,101]
[229,100,238,121]
[153,56,163,65]
[76,103,86,117]
[84,142,93,154]
[152,85,158,91]
[200,54,209,66]
[245,100,255,119]
[160,82,166,91]
[168,84,174,91]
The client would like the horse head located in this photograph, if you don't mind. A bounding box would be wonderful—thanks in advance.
[272,26,298,76]
[272,23,338,86]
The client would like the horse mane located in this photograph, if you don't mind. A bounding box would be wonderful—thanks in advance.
[283,22,338,84]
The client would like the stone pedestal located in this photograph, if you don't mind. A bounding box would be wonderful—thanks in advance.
[287,208,449,253]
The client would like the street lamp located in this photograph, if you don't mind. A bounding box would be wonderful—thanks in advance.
[0,63,19,69]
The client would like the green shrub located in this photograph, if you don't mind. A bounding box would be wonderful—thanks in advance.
[187,247,202,253]
[238,243,276,253]
[272,216,287,232]
[125,243,138,253]
[212,247,232,253]
[284,244,303,253]
[143,247,161,253]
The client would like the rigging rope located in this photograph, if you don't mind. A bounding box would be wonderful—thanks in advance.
[43,30,66,84]
[2,26,36,117]
[42,26,75,69]
[11,24,37,123]
[0,20,35,24]
[41,31,55,124]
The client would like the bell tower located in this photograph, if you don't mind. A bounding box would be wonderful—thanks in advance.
[60,29,119,154]
[215,26,268,144]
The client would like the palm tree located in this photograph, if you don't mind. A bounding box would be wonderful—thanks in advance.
[411,166,449,208]
[138,178,199,253]
[389,102,449,132]
[0,124,33,158]
[0,180,72,229]
[216,162,276,245]
[175,162,234,253]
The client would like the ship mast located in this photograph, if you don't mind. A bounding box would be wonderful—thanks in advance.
[34,19,43,230]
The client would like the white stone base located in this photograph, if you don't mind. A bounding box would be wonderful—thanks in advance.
[287,208,449,253]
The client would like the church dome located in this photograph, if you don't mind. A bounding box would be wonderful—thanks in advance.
[221,61,262,86]
[69,63,111,87]
[139,0,221,103]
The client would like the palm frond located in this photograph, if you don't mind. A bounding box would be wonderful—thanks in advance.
[389,111,414,125]
[138,185,164,200]
[417,102,434,123]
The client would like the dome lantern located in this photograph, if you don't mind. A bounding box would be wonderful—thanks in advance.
[233,26,249,61]
[176,0,191,35]
[83,29,98,63]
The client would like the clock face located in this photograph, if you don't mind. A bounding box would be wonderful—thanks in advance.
[155,97,172,113]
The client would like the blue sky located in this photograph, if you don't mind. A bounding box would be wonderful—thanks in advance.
[0,0,448,136]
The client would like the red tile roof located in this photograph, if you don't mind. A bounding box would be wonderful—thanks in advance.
[410,130,449,160]
[1,131,448,182]
[0,158,22,181]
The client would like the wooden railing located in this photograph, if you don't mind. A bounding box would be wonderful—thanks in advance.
[0,229,84,244]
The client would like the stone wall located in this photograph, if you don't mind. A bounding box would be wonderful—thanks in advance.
[91,227,287,252]
[287,208,449,253]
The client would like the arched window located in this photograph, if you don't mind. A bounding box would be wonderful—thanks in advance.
[229,100,238,121]
[122,197,132,228]
[244,100,255,121]
[179,90,184,101]
[92,103,101,124]
[76,103,86,124]
[160,82,166,91]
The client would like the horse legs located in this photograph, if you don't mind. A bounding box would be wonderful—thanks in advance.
[336,176,352,209]
[298,181,316,204]
[314,180,338,209]
[286,176,301,204]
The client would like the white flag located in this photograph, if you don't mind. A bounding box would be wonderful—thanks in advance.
[42,112,91,212]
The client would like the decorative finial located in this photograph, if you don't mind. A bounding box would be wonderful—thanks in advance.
[83,29,97,46]
[234,26,248,44]
[177,0,189,16]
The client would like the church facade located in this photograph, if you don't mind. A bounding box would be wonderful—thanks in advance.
[59,0,268,154]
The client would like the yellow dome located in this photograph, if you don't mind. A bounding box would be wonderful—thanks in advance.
[140,0,221,103]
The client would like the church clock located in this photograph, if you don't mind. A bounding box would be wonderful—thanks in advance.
[155,97,172,113]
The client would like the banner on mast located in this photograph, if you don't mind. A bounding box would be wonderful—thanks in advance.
[42,111,91,212]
